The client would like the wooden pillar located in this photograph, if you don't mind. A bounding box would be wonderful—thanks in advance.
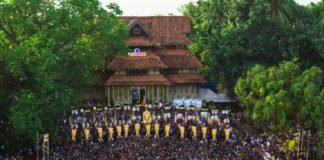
[163,86,166,103]
[124,87,127,104]
[159,85,162,102]
[161,86,164,102]
[166,86,170,103]
[118,86,121,103]
[126,86,128,103]
[119,86,122,103]
[107,86,110,105]
[150,86,153,102]
[151,86,154,101]
[147,86,150,101]
[109,87,112,105]
[161,86,163,101]
[120,86,122,102]
[114,86,117,103]
[109,86,111,104]
[121,86,124,103]
[124,86,127,103]
[121,86,124,104]
[127,87,130,103]
[106,87,109,105]
[144,86,148,102]
[153,86,155,101]
[111,86,114,104]
[187,84,190,99]
[147,86,150,102]
[158,86,160,101]
[157,85,160,101]
[116,86,119,103]
[189,84,193,98]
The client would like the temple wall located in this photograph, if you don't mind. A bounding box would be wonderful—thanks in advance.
[169,84,199,100]
[106,84,200,105]
[106,85,171,105]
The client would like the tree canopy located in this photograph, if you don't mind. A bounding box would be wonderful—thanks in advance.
[182,0,324,95]
[0,0,128,148]
[234,61,324,143]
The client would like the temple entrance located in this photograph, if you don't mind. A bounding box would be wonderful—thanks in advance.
[131,87,139,105]
[130,86,146,104]
[140,88,145,103]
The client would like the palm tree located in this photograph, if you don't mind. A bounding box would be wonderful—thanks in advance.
[270,0,293,26]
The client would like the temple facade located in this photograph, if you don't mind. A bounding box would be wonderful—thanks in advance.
[105,16,207,104]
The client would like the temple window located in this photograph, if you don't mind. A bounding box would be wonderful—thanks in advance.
[115,70,126,75]
[127,69,148,76]
[164,69,178,74]
[148,69,160,75]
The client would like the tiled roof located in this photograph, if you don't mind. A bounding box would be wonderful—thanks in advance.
[122,16,191,46]
[165,73,207,84]
[108,55,168,70]
[128,19,150,36]
[105,74,173,86]
[159,54,203,69]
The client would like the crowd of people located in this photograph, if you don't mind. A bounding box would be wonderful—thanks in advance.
[50,101,287,159]
[3,99,307,159]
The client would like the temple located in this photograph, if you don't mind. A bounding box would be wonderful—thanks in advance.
[104,16,207,104]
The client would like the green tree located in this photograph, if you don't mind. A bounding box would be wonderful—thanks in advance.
[0,0,128,148]
[307,0,324,68]
[234,61,324,143]
[182,0,323,95]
